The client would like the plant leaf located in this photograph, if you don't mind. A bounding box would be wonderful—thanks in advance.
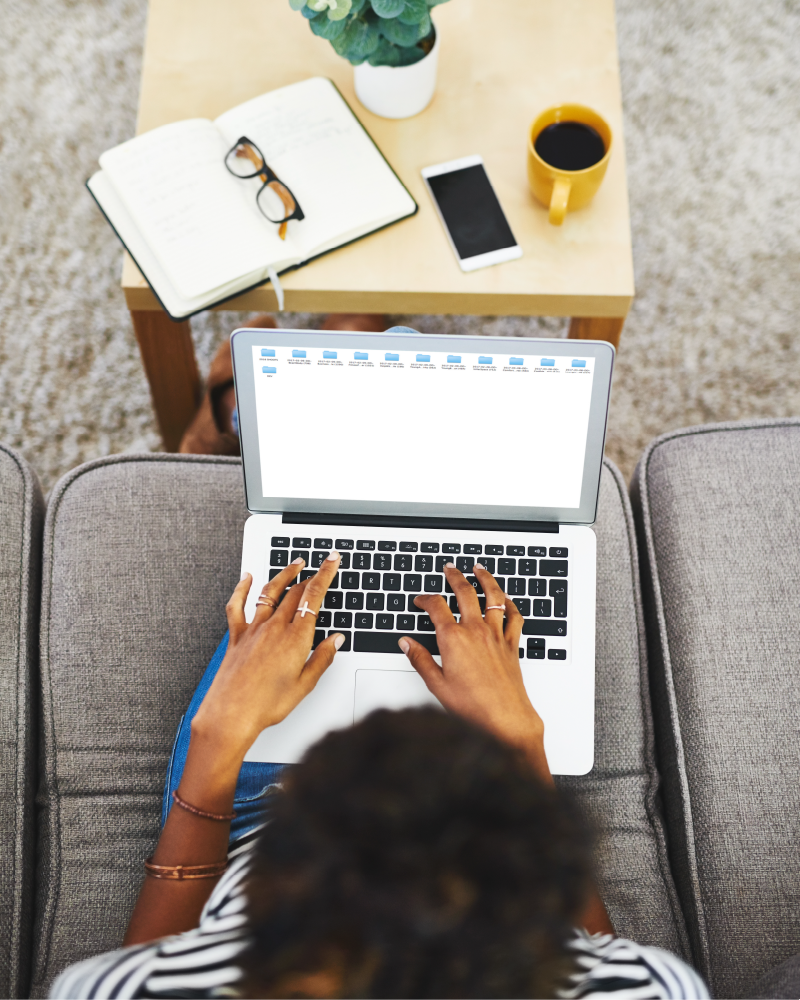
[397,0,426,22]
[426,0,450,5]
[302,4,323,16]
[332,16,381,62]
[370,0,406,18]
[395,42,427,64]
[378,15,421,45]
[367,36,401,65]
[310,12,348,37]
[289,0,307,10]
[307,0,329,9]
[350,0,368,10]
[326,0,353,19]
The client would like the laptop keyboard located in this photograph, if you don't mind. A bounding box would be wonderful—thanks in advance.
[268,535,569,662]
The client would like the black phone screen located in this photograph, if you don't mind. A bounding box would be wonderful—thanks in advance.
[427,164,518,260]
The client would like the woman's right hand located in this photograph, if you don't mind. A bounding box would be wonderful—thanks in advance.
[399,563,552,783]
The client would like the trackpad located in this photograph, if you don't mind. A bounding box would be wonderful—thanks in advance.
[354,669,442,723]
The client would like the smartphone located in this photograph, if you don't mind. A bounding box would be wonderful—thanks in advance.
[421,155,522,272]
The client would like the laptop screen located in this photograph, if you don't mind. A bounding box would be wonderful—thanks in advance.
[232,330,614,525]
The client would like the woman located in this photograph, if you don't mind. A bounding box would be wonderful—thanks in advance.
[52,555,708,999]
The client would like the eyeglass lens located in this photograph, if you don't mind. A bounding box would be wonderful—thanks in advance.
[256,181,298,224]
[225,141,265,179]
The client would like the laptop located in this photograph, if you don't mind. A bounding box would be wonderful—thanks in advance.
[231,327,614,775]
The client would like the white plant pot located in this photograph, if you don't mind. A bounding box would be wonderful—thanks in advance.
[354,27,440,119]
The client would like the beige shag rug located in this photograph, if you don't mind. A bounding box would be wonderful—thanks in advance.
[1,0,798,491]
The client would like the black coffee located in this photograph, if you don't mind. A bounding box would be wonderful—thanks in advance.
[534,122,605,171]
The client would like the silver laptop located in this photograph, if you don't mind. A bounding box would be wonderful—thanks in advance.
[231,328,614,775]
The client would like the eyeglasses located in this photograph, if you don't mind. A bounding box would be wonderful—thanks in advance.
[224,136,305,240]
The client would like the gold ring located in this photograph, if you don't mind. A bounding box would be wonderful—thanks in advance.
[256,596,279,610]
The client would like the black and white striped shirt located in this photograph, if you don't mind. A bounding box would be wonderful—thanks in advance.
[51,831,708,1000]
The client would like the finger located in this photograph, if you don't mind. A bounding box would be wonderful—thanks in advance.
[503,595,524,651]
[253,557,304,625]
[300,632,346,692]
[443,563,483,623]
[226,573,253,629]
[272,579,308,624]
[473,563,508,637]
[398,635,446,698]
[413,593,454,629]
[291,551,341,636]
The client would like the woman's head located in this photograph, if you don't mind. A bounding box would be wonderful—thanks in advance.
[242,708,591,998]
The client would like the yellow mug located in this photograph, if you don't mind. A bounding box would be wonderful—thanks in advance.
[527,104,613,225]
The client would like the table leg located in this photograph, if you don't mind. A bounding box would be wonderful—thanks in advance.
[130,310,201,453]
[568,317,625,350]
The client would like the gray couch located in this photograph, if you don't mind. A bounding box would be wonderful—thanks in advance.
[1,420,798,998]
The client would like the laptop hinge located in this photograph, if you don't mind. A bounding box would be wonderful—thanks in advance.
[281,512,559,533]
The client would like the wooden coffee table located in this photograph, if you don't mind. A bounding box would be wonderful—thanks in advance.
[124,0,634,450]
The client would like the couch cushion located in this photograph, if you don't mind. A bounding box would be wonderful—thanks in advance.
[0,444,44,999]
[631,419,800,998]
[558,460,689,959]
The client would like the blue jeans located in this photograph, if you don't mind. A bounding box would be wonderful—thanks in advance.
[161,632,287,843]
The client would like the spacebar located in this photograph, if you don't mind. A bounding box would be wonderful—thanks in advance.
[353,632,439,655]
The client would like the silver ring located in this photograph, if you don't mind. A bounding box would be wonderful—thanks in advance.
[294,600,318,620]
[485,605,506,612]
[256,596,279,610]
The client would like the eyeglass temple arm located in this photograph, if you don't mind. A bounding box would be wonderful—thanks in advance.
[236,145,294,241]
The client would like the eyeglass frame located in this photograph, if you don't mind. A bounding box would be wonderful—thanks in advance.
[224,135,305,226]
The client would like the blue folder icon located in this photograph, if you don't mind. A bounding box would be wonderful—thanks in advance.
[571,359,586,367]
[510,357,524,366]
[478,356,493,365]
[323,351,337,359]
[447,355,461,364]
[260,348,275,357]
[385,353,399,361]
[292,349,306,358]
[416,354,431,363]
[354,352,368,360]
[262,366,276,374]
[540,358,555,366]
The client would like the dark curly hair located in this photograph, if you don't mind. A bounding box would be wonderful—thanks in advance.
[240,708,591,998]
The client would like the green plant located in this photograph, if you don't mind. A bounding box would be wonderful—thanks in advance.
[289,0,450,67]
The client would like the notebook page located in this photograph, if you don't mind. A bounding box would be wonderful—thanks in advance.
[214,78,415,261]
[99,120,299,300]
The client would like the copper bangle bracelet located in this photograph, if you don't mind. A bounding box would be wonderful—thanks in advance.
[144,857,227,881]
[172,790,236,822]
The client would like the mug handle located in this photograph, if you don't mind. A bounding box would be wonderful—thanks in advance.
[549,178,571,225]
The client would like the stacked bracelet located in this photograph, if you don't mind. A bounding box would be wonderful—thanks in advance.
[144,858,227,881]
[172,790,236,821]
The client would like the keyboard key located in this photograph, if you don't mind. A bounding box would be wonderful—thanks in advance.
[271,536,290,547]
[399,541,418,552]
[397,614,415,631]
[342,572,360,589]
[270,549,289,567]
[539,560,568,577]
[357,539,375,551]
[291,550,310,564]
[335,538,354,550]
[518,559,537,576]
[527,647,546,659]
[522,620,566,636]
[355,613,373,629]
[513,598,531,616]
[533,599,552,617]
[334,612,352,629]
[528,579,547,597]
[465,576,483,594]
[376,614,394,630]
[507,578,526,596]
[415,554,433,572]
[435,555,451,572]
[424,575,443,593]
[549,547,568,558]
[403,574,422,592]
[345,592,364,610]
[448,596,459,613]
[324,591,344,609]
[353,552,371,570]
[378,541,397,551]
[498,558,516,575]
[485,544,504,556]
[339,553,351,570]
[464,543,482,555]
[549,580,567,597]
[527,637,545,650]
[407,594,421,612]
[528,546,547,557]
[312,629,325,649]
[317,610,332,628]
[383,573,401,591]
[418,615,435,631]
[456,556,475,573]
[519,647,525,658]
[268,568,282,581]
[363,572,381,590]
[311,551,329,568]
[328,629,351,651]
[421,542,439,552]
[481,557,496,574]
[353,632,439,655]
[314,538,332,549]
[387,594,405,612]
[548,649,567,660]
[394,553,413,572]
[477,596,486,612]
[506,545,525,556]
[374,553,392,571]
[292,537,312,549]
[300,570,315,581]
[366,593,385,611]
[550,580,567,617]
[443,543,461,554]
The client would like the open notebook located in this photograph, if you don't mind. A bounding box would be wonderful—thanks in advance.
[87,77,417,319]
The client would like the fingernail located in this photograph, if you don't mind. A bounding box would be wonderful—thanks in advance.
[333,633,345,650]
[326,550,339,561]
[445,562,455,569]
[240,571,250,580]
[398,638,410,654]
[474,562,484,570]
[292,557,304,565]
